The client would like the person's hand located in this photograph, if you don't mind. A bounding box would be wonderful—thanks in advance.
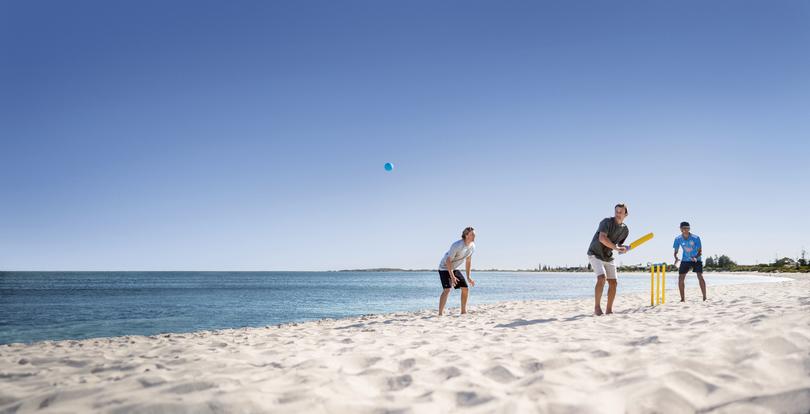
[617,245,628,254]
[691,257,697,262]
[450,275,459,287]
[468,278,476,287]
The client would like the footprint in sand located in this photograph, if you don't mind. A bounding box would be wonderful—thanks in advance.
[0,372,37,380]
[60,359,91,368]
[338,356,383,373]
[277,391,308,404]
[520,359,544,374]
[164,381,217,394]
[386,374,413,391]
[435,366,462,380]
[456,391,493,407]
[483,365,518,383]
[626,336,660,346]
[32,389,100,410]
[137,376,166,388]
[398,358,416,372]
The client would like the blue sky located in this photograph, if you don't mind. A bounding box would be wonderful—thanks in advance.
[1,0,808,270]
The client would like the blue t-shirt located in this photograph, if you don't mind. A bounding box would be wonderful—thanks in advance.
[674,234,702,262]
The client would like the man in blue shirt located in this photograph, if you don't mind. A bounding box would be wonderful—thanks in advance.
[673,221,706,302]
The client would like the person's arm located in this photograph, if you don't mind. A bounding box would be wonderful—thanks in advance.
[673,239,680,265]
[446,257,458,287]
[695,238,702,262]
[466,256,475,287]
[618,234,628,255]
[599,232,625,253]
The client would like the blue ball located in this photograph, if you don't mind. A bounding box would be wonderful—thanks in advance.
[384,162,394,171]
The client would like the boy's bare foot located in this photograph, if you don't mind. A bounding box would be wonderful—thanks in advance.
[594,307,604,316]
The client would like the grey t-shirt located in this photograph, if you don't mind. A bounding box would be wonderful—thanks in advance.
[439,240,475,271]
[587,217,629,262]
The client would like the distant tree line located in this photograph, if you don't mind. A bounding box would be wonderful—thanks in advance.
[539,248,810,273]
[704,255,737,269]
[702,249,809,273]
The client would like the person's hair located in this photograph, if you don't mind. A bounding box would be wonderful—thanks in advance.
[615,203,628,215]
[461,227,475,241]
[680,221,690,228]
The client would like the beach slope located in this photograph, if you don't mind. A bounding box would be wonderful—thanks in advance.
[2,274,809,413]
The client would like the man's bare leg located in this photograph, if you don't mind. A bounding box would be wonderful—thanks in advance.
[697,273,707,301]
[679,274,686,302]
[594,275,606,315]
[460,287,469,314]
[606,279,617,314]
[439,288,451,315]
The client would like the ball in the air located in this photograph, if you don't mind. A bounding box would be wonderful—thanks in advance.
[384,162,394,171]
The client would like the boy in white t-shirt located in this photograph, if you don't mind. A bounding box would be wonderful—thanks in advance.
[438,227,477,315]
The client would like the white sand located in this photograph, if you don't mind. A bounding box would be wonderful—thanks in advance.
[1,273,809,413]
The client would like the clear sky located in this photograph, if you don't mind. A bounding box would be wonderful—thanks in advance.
[2,0,808,271]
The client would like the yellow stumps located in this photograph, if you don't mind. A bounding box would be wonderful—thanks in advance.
[656,265,661,305]
[651,264,666,306]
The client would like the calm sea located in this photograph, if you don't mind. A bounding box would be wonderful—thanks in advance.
[0,271,787,344]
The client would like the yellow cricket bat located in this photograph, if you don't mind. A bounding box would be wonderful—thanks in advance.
[628,232,654,250]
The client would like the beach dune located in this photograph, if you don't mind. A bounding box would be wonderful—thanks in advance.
[1,274,809,413]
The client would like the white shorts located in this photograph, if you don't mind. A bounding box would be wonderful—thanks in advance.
[588,255,617,280]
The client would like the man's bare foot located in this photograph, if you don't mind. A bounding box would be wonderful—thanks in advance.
[703,298,707,301]
[605,310,613,315]
[461,311,467,314]
[594,307,603,316]
[680,299,685,303]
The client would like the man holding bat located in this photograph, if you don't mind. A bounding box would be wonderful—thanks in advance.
[587,204,630,315]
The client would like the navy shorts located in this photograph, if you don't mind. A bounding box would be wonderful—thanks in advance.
[439,270,468,289]
[679,260,703,274]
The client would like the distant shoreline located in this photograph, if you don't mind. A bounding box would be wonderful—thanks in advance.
[2,268,804,274]
[335,268,550,273]
[335,268,808,274]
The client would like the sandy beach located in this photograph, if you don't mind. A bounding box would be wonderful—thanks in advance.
[1,273,808,413]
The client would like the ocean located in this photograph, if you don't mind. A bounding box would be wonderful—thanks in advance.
[0,271,787,344]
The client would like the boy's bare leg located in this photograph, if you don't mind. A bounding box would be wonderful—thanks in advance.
[594,275,606,315]
[606,279,617,314]
[439,288,451,315]
[460,287,469,314]
[697,273,707,301]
